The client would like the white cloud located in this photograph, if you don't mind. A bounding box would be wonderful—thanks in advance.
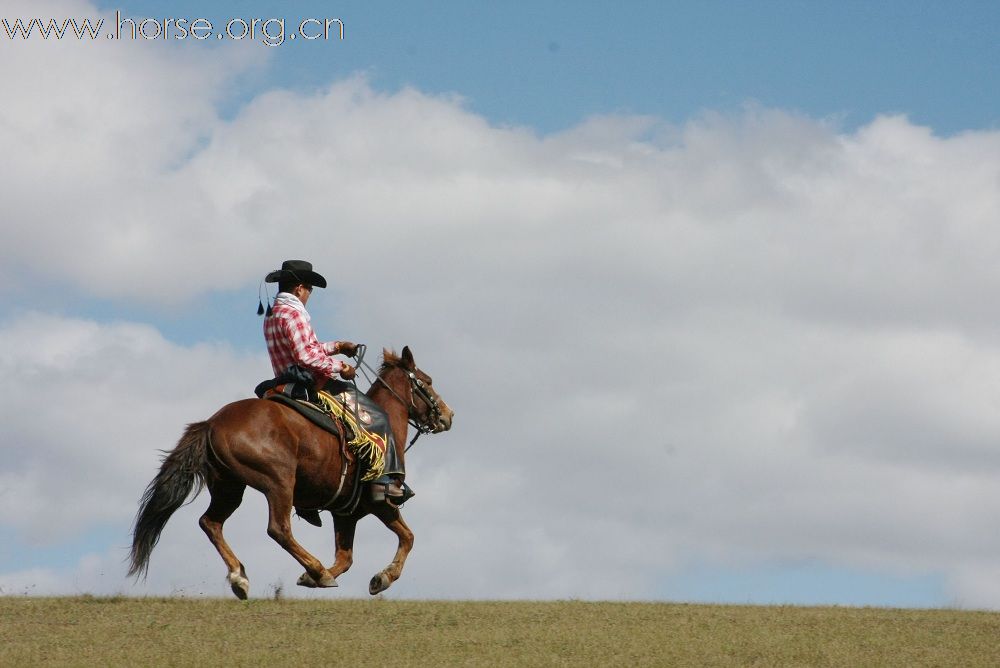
[0,0,265,300]
[0,313,265,541]
[4,0,1000,607]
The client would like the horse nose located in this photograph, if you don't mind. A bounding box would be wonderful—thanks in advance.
[438,412,453,432]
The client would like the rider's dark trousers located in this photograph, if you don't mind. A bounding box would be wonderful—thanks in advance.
[319,379,404,478]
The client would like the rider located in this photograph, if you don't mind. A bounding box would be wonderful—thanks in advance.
[262,260,409,523]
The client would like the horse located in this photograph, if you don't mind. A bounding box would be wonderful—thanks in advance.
[128,346,453,599]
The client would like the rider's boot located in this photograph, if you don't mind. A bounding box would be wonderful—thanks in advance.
[370,475,415,506]
[397,478,415,504]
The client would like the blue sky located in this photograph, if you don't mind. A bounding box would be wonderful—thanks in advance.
[72,0,999,351]
[3,0,1000,607]
[108,0,1000,135]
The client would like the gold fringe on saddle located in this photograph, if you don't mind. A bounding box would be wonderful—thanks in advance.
[315,390,387,482]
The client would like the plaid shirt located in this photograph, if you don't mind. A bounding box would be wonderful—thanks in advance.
[264,293,348,385]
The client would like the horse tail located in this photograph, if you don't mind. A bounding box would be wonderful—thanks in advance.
[128,421,213,579]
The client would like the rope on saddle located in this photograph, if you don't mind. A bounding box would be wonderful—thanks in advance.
[315,389,387,482]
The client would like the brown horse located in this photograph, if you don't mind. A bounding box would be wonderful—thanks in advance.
[128,346,453,599]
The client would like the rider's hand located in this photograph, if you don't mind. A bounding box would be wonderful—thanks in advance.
[337,341,359,357]
[339,364,356,381]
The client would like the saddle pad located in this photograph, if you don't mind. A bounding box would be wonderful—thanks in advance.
[265,391,345,438]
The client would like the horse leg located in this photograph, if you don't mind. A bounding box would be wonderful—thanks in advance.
[329,515,359,578]
[263,490,338,588]
[198,480,249,600]
[297,513,359,588]
[368,507,414,595]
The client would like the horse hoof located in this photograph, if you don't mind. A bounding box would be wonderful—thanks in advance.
[369,573,391,595]
[228,573,250,600]
[315,571,338,588]
[296,572,318,588]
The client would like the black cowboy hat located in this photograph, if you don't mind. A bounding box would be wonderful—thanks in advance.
[265,260,327,288]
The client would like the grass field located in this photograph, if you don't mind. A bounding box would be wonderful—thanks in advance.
[1,597,998,667]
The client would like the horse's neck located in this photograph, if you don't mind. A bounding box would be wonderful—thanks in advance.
[367,376,408,460]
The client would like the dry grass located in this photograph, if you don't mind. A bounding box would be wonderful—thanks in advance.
[1,597,998,667]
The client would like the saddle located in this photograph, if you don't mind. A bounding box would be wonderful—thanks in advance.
[261,384,351,438]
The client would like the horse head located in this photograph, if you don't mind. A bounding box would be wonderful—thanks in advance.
[378,346,454,434]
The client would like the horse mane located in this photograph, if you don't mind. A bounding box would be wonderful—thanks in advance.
[379,349,402,374]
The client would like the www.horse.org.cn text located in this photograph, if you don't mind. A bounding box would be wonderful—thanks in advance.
[1,11,345,47]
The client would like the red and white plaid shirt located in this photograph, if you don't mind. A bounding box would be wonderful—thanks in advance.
[264,293,348,386]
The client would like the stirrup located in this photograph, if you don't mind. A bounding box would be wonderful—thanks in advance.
[370,479,415,506]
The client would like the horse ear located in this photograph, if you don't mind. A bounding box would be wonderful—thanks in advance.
[401,346,415,369]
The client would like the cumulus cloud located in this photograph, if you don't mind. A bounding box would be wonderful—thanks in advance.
[0,0,265,299]
[0,313,264,540]
[4,0,1000,607]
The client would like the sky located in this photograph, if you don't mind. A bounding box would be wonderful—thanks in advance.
[1,0,1000,609]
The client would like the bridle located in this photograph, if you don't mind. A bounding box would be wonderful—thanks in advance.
[354,345,443,451]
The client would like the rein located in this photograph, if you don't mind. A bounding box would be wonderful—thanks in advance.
[353,345,441,452]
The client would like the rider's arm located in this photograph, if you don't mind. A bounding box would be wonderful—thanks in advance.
[323,341,358,356]
[279,312,349,378]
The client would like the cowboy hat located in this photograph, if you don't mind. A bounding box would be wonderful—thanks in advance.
[265,260,327,288]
